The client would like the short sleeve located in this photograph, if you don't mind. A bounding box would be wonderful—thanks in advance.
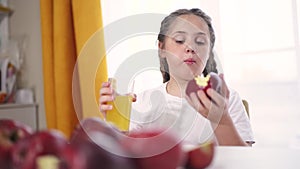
[228,88,255,144]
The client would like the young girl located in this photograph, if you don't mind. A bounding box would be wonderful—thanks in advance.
[99,8,254,146]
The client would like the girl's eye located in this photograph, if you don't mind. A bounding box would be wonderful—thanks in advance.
[173,35,185,44]
[175,40,185,44]
[195,38,206,45]
[195,41,205,45]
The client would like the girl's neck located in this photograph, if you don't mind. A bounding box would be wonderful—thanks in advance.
[166,77,188,98]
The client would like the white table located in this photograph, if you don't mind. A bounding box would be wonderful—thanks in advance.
[206,146,300,169]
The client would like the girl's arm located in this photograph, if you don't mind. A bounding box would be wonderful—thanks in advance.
[186,74,251,146]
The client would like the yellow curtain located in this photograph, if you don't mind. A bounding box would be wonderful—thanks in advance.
[72,0,108,119]
[40,0,107,138]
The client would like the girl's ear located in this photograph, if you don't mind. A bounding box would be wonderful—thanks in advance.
[158,41,166,58]
[158,41,163,49]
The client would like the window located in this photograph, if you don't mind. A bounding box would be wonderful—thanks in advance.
[219,0,299,84]
[219,0,300,147]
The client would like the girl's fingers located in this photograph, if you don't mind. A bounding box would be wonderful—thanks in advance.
[206,88,223,107]
[102,81,110,87]
[99,95,114,105]
[99,104,113,115]
[127,93,137,102]
[189,92,208,117]
[205,88,228,122]
[197,90,212,109]
[99,104,113,111]
[186,87,230,124]
[99,81,114,113]
[99,88,113,97]
[100,84,113,96]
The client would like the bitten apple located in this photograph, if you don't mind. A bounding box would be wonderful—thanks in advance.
[70,117,137,169]
[186,72,222,97]
[183,141,215,169]
[122,128,184,169]
[0,119,33,169]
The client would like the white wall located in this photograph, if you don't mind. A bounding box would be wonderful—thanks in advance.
[8,0,46,129]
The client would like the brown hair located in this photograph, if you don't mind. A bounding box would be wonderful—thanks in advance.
[158,8,218,83]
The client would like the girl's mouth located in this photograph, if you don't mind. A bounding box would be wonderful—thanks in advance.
[184,58,196,65]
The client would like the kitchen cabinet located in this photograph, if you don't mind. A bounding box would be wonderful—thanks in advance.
[0,103,39,130]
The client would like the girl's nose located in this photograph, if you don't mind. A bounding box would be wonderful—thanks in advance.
[185,46,195,54]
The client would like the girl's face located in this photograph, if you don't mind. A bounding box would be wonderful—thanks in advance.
[159,14,211,82]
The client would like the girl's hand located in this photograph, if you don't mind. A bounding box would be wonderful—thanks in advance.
[99,81,115,117]
[99,81,137,117]
[185,73,231,125]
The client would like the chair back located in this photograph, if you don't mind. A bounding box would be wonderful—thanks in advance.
[242,99,250,119]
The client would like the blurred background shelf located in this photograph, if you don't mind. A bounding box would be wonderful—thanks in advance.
[0,4,12,23]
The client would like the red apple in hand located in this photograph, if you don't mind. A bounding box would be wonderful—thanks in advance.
[11,130,86,169]
[183,141,215,169]
[70,117,137,169]
[186,72,222,97]
[122,128,184,169]
[0,119,33,169]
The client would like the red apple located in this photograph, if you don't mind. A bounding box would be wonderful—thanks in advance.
[70,117,121,142]
[57,143,87,169]
[183,141,215,169]
[186,72,222,97]
[11,129,87,169]
[70,117,137,169]
[0,119,33,169]
[122,128,184,169]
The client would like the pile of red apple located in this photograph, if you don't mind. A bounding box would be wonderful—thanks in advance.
[0,118,215,169]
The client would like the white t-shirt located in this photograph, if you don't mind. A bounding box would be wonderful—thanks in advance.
[129,83,254,145]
